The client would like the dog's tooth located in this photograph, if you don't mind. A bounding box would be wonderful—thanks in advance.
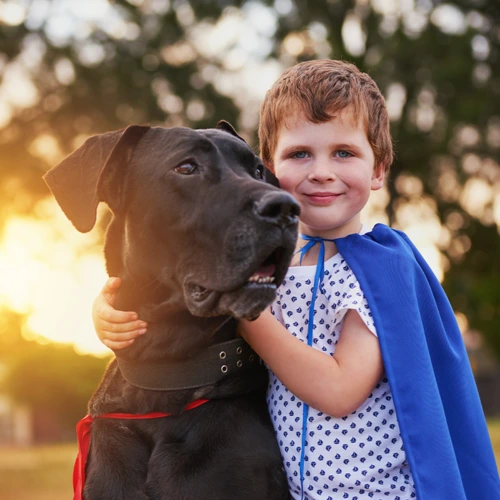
[248,275,276,284]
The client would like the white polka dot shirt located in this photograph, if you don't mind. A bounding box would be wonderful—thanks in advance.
[267,251,416,500]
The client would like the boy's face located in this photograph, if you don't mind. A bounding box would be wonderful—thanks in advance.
[272,111,384,239]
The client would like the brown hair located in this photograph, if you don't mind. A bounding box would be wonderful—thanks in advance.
[258,59,393,173]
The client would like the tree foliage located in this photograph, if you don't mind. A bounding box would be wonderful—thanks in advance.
[1,0,499,357]
[0,310,110,432]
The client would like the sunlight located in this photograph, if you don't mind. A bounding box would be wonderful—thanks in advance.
[0,200,109,356]
[0,2,26,26]
[393,197,445,282]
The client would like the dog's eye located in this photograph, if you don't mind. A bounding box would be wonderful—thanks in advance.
[174,163,198,175]
[255,166,265,180]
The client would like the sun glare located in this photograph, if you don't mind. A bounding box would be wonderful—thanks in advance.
[1,199,110,356]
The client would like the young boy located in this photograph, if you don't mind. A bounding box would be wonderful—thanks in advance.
[93,60,499,499]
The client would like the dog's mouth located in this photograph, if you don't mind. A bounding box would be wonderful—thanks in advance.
[246,248,280,285]
[185,247,286,317]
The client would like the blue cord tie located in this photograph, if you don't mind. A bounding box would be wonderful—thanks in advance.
[295,234,336,500]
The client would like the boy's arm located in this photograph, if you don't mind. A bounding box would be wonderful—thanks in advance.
[238,309,383,418]
[93,278,148,350]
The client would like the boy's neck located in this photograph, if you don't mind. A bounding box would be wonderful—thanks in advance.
[291,241,338,266]
[292,219,364,266]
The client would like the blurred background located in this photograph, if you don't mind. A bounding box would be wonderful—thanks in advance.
[0,0,499,498]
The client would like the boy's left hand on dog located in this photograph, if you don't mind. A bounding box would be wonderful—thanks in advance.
[93,277,148,350]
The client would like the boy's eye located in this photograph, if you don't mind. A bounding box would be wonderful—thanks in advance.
[336,150,352,159]
[292,151,308,159]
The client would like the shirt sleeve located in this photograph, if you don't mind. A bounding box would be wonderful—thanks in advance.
[333,267,377,337]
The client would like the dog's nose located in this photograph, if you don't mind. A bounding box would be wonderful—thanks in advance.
[255,191,300,227]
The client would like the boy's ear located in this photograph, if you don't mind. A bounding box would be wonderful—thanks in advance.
[371,165,385,191]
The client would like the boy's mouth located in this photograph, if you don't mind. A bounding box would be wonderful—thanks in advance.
[305,192,341,204]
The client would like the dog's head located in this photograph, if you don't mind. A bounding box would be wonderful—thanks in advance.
[44,122,299,321]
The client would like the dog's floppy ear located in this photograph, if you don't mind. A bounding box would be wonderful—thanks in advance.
[264,167,280,188]
[216,120,247,143]
[43,125,150,233]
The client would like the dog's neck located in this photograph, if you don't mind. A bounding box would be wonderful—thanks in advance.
[103,217,234,361]
[97,272,264,413]
[111,271,235,364]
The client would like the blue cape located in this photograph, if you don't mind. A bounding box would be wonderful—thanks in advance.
[335,224,499,499]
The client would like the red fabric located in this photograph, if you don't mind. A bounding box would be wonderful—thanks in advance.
[73,399,209,500]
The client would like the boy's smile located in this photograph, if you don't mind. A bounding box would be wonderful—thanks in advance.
[272,112,385,242]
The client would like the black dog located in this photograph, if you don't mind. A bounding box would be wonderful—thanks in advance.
[44,121,299,499]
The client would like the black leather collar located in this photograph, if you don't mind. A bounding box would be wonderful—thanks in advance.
[116,338,262,391]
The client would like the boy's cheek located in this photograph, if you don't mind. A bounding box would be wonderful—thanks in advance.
[273,172,293,191]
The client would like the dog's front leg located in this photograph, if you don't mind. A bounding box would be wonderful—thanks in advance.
[84,420,151,500]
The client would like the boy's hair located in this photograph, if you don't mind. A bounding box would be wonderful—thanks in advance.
[258,59,393,173]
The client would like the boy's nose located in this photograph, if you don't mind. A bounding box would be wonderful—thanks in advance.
[307,161,336,182]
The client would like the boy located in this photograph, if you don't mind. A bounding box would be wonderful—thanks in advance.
[93,60,499,499]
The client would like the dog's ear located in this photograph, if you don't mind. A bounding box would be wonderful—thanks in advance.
[264,167,280,188]
[216,120,247,143]
[43,125,150,233]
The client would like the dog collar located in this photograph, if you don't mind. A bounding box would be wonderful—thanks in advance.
[116,338,262,391]
[73,398,209,500]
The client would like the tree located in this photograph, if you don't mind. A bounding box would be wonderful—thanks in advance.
[1,0,499,357]
[0,309,110,433]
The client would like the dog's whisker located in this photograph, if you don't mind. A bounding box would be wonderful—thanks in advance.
[139,277,161,290]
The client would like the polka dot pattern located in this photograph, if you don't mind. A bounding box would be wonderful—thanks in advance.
[267,253,416,499]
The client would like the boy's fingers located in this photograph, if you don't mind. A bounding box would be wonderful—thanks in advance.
[103,277,121,292]
[102,338,135,350]
[101,329,146,342]
[101,277,122,308]
[98,319,146,334]
[98,309,140,324]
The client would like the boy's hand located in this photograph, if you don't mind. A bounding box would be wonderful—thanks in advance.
[92,277,148,350]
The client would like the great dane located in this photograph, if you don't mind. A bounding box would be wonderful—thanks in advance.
[44,121,299,500]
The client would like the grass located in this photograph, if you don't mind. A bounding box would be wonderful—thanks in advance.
[1,422,499,498]
[0,443,75,500]
[489,419,500,467]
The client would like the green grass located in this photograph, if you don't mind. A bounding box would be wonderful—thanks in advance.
[1,424,499,498]
[0,443,75,500]
[489,419,500,467]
